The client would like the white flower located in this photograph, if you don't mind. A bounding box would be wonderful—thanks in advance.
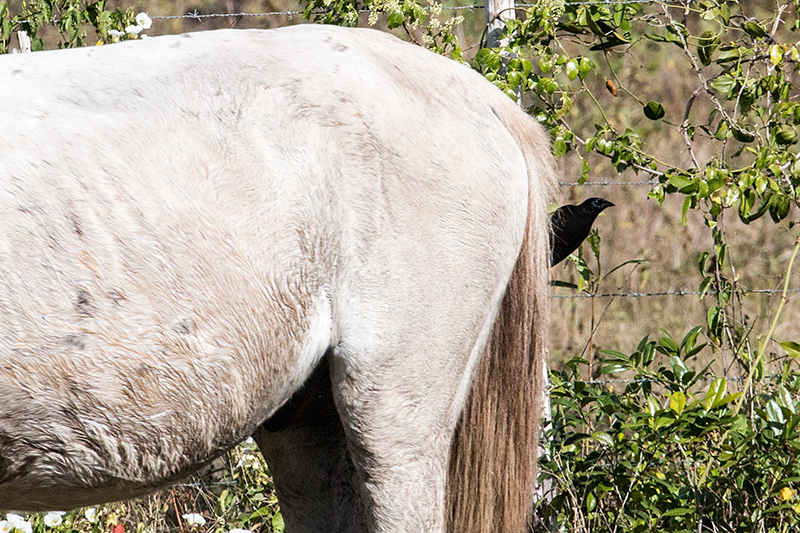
[5,515,31,533]
[107,29,125,42]
[125,25,143,35]
[43,512,65,527]
[135,13,153,29]
[84,509,98,523]
[140,34,149,39]
[181,514,206,527]
[0,521,10,533]
[228,529,252,533]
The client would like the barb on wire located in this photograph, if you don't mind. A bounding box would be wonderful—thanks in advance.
[551,288,800,298]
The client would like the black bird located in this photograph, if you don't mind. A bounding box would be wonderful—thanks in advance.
[550,197,615,266]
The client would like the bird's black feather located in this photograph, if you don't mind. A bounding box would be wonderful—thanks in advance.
[550,197,614,266]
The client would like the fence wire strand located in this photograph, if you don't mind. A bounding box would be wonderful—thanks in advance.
[559,180,659,186]
[576,373,784,385]
[122,0,691,23]
[551,288,800,299]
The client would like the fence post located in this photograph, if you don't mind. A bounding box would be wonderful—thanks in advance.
[16,30,31,53]
[485,0,515,48]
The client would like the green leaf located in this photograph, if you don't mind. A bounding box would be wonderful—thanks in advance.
[681,326,703,350]
[769,192,790,222]
[664,24,685,46]
[713,391,742,410]
[578,57,591,79]
[553,137,567,158]
[662,508,693,517]
[713,120,729,140]
[781,341,800,358]
[775,125,797,145]
[657,334,680,356]
[698,251,709,275]
[580,158,590,184]
[732,124,755,143]
[592,431,614,446]
[272,511,286,533]
[601,363,628,374]
[668,173,692,191]
[588,230,601,262]
[704,378,725,410]
[646,395,660,417]
[385,10,403,28]
[250,506,275,520]
[670,355,688,380]
[709,75,736,97]
[585,491,597,512]
[697,30,719,65]
[565,60,578,81]
[778,385,795,414]
[681,196,691,226]
[669,391,686,414]
[767,398,785,424]
[742,20,766,39]
[643,101,665,120]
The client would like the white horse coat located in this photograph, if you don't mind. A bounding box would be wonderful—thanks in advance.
[0,25,555,533]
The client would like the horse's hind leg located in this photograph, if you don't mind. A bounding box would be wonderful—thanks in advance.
[326,310,501,533]
[253,353,367,533]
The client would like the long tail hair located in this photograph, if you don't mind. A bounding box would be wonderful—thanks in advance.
[446,101,556,533]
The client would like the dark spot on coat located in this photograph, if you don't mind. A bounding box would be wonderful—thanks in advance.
[136,363,155,378]
[64,334,86,350]
[107,290,125,305]
[70,214,83,237]
[75,289,94,317]
[174,318,195,335]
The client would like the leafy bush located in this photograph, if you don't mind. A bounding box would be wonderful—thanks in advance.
[535,342,800,533]
[0,439,283,533]
[0,0,146,53]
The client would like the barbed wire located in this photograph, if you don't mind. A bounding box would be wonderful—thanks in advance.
[86,0,692,24]
[152,10,305,20]
[577,373,783,385]
[559,180,659,186]
[149,0,694,21]
[551,287,800,299]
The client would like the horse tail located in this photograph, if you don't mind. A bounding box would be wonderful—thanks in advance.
[446,101,556,533]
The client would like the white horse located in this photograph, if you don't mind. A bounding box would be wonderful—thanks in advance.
[0,25,555,533]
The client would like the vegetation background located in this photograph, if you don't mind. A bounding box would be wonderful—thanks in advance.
[2,0,800,531]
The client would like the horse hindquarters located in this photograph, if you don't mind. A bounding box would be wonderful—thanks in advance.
[245,28,555,533]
